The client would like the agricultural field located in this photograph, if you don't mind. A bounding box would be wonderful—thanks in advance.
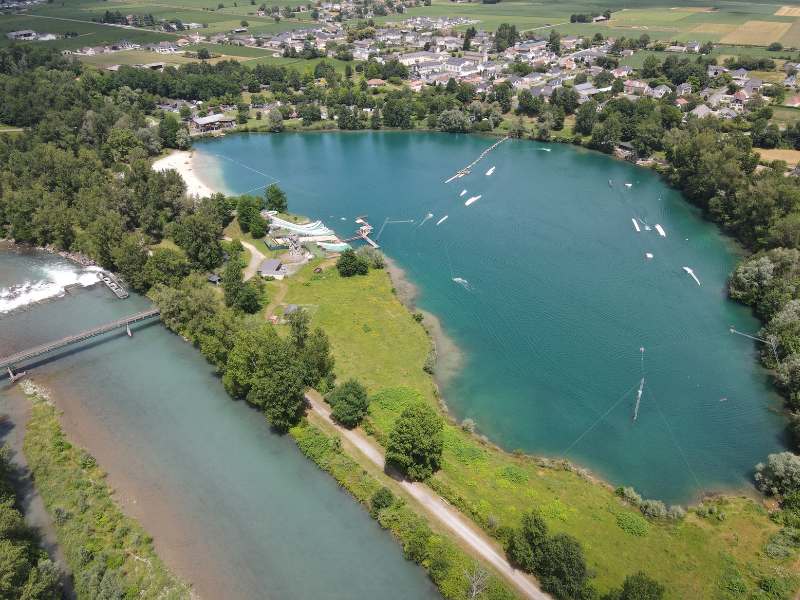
[380,0,800,47]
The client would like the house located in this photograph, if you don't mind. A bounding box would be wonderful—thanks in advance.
[690,104,713,119]
[443,57,479,77]
[151,41,179,54]
[611,66,633,79]
[366,78,385,88]
[665,45,686,53]
[784,74,797,88]
[686,41,701,53]
[707,65,728,78]
[258,258,284,279]
[191,114,236,132]
[592,15,607,22]
[731,68,749,82]
[207,274,221,285]
[399,51,439,66]
[6,30,37,41]
[407,79,425,92]
[624,79,649,95]
[675,97,689,110]
[649,84,671,99]
[675,82,692,97]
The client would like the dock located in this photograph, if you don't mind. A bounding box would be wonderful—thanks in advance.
[0,308,160,373]
[98,271,129,299]
[344,217,380,248]
[444,136,509,184]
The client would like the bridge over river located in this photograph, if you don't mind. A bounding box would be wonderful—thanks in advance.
[1,308,160,376]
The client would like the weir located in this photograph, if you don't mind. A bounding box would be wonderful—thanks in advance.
[0,308,160,373]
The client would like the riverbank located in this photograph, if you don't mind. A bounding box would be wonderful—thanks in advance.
[152,150,215,198]
[17,382,191,599]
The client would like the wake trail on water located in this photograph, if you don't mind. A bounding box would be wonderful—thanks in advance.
[0,264,101,313]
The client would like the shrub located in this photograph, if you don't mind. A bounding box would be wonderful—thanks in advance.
[765,528,800,558]
[616,512,649,536]
[355,245,385,269]
[616,486,642,506]
[640,499,667,519]
[666,505,686,520]
[369,486,395,518]
[461,418,476,433]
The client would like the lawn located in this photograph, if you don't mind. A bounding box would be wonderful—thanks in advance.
[757,148,800,165]
[276,259,800,598]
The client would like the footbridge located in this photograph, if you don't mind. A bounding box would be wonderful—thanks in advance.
[1,308,160,375]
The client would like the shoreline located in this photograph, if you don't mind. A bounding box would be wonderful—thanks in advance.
[152,150,216,198]
[176,134,764,506]
[24,374,220,599]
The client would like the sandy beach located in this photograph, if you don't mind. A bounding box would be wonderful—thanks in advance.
[152,150,215,198]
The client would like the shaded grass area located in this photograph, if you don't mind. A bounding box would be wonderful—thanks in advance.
[279,259,800,598]
[23,394,189,600]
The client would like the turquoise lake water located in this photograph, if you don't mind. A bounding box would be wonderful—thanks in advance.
[194,131,787,504]
[0,249,441,600]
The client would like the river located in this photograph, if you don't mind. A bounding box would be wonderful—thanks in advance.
[0,248,441,600]
[193,131,786,504]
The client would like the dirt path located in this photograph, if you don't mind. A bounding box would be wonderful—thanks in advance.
[265,280,288,318]
[303,390,549,600]
[224,237,264,281]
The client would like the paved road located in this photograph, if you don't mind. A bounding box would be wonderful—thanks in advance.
[224,237,265,281]
[304,390,550,600]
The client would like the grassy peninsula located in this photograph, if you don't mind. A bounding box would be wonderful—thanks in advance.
[270,257,798,598]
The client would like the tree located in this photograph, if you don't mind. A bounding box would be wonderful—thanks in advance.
[538,534,588,598]
[494,23,518,52]
[329,379,369,428]
[288,308,310,348]
[222,259,245,308]
[437,109,471,133]
[266,108,283,132]
[142,248,189,288]
[603,571,665,600]
[589,113,622,154]
[385,402,444,480]
[236,280,263,313]
[336,248,369,277]
[111,232,149,292]
[158,113,182,148]
[223,325,306,430]
[641,54,661,79]
[265,183,288,213]
[755,452,800,496]
[548,29,561,54]
[517,90,543,117]
[370,107,382,130]
[197,47,211,59]
[172,211,224,270]
[299,327,335,389]
[382,96,413,129]
[574,100,598,135]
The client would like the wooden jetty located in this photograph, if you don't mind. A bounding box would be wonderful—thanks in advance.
[0,308,160,373]
[344,217,380,248]
[444,136,509,184]
[98,271,129,299]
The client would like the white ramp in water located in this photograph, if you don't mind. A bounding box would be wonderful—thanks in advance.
[655,224,666,237]
[465,195,482,206]
[683,267,701,286]
[625,183,633,188]
[436,215,448,226]
[632,218,641,232]
[460,189,467,197]
[485,166,495,176]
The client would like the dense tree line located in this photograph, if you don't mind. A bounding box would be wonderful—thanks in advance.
[152,277,335,430]
[0,446,61,599]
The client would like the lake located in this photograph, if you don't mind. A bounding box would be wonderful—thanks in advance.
[194,131,786,503]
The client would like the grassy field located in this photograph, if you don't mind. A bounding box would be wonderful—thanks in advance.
[271,260,800,598]
[757,148,800,165]
[22,391,189,599]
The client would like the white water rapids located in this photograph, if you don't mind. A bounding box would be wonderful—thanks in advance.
[0,263,101,313]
